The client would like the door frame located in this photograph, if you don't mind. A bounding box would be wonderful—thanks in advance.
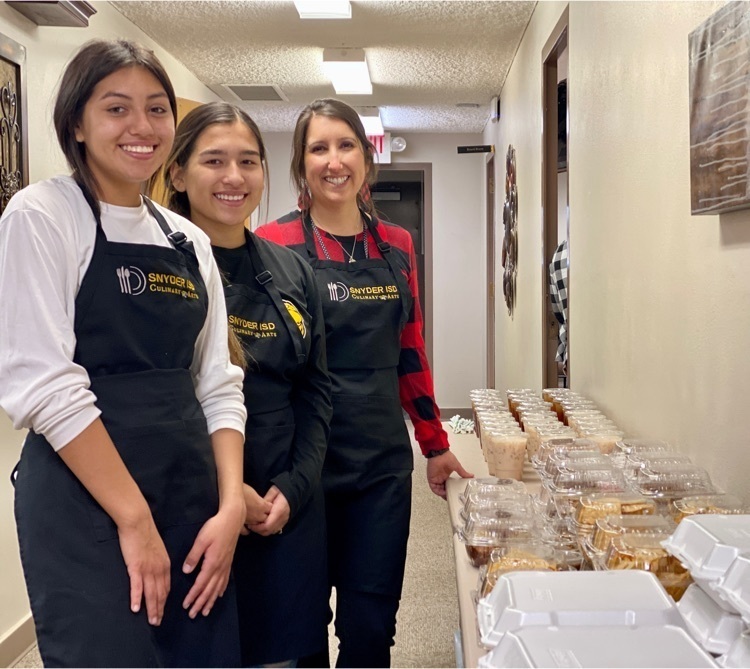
[541,8,569,390]
[485,153,496,388]
[375,162,433,369]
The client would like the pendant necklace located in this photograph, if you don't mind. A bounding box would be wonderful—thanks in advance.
[310,216,368,263]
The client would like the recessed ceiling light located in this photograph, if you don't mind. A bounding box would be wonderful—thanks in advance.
[456,102,481,108]
[294,1,351,19]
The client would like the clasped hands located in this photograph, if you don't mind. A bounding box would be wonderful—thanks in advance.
[240,484,290,537]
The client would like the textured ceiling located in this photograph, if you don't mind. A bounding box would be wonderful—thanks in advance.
[111,0,536,133]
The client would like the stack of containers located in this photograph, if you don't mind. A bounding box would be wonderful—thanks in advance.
[475,570,716,668]
[662,514,750,664]
[455,479,539,569]
[471,392,529,480]
[508,388,577,459]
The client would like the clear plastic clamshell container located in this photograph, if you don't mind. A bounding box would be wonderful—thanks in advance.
[634,462,715,501]
[550,462,626,494]
[460,487,532,523]
[531,437,596,470]
[457,511,538,568]
[542,450,610,482]
[622,452,694,482]
[476,569,684,650]
[671,494,750,524]
[588,514,676,558]
[614,437,672,455]
[605,532,692,600]
[677,583,745,655]
[476,543,559,600]
[477,625,717,668]
[574,492,656,527]
[460,477,527,503]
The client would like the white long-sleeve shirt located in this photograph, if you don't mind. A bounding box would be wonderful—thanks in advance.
[0,175,246,450]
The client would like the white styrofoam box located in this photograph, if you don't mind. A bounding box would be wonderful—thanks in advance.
[691,574,743,614]
[718,629,750,668]
[662,515,750,580]
[716,553,750,623]
[477,625,716,668]
[476,570,682,648]
[678,583,745,654]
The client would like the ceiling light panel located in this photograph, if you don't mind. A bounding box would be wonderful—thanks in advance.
[322,48,372,95]
[294,1,351,19]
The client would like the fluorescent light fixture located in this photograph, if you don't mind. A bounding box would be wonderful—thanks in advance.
[295,1,351,19]
[357,106,384,135]
[322,48,372,95]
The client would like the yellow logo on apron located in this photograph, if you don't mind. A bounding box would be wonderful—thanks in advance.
[283,300,306,338]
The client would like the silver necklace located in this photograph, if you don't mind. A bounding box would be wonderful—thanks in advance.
[310,216,368,263]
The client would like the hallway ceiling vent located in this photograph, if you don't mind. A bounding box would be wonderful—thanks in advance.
[218,84,288,102]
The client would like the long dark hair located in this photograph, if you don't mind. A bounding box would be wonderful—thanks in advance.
[162,101,269,224]
[53,39,177,218]
[290,98,377,215]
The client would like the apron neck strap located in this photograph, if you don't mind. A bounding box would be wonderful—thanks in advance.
[244,229,307,364]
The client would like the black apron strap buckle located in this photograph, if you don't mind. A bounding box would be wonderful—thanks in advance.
[377,241,391,254]
[168,230,188,246]
[255,270,273,285]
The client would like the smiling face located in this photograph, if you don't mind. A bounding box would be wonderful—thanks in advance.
[74,66,174,206]
[170,120,264,247]
[303,115,368,214]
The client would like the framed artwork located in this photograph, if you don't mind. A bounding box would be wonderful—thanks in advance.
[0,31,28,216]
[689,1,750,215]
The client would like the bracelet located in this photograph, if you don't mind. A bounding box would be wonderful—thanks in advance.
[425,448,449,459]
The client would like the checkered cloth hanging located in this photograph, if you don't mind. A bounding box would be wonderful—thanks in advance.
[549,239,568,364]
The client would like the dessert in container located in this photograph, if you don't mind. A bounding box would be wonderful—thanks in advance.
[477,569,685,649]
[634,462,716,502]
[542,450,610,482]
[476,543,559,600]
[604,532,692,600]
[483,429,528,479]
[671,494,749,524]
[456,510,539,567]
[550,461,626,494]
[587,513,675,558]
[478,625,717,668]
[678,583,745,655]
[531,436,597,470]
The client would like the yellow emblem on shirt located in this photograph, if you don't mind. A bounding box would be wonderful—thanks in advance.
[283,300,306,338]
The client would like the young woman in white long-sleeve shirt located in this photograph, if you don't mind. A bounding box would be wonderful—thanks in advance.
[0,39,247,668]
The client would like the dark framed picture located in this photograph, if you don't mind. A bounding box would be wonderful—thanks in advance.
[0,31,28,216]
[689,1,750,215]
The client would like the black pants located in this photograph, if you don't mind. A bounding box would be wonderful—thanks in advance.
[299,589,400,669]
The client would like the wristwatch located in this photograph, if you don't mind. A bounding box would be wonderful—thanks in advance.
[426,448,449,459]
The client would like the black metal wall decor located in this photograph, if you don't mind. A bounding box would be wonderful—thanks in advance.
[0,32,28,216]
[501,145,518,316]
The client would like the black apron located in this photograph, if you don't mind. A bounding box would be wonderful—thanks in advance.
[13,195,240,668]
[218,231,328,665]
[302,214,414,598]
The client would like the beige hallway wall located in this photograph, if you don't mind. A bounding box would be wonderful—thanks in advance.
[485,0,750,504]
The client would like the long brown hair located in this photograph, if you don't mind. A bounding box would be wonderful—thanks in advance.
[53,39,177,218]
[290,98,378,215]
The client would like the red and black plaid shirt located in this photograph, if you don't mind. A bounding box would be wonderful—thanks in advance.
[256,211,449,456]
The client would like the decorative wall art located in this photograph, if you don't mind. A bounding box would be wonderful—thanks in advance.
[501,145,518,316]
[0,32,28,216]
[689,1,750,215]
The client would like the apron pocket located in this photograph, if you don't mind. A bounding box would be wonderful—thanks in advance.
[89,417,219,540]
